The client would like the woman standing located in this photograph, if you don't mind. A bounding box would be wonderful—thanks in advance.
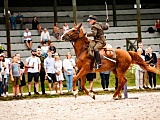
[15,53,26,96]
[145,46,157,89]
[63,52,76,92]
[54,53,64,94]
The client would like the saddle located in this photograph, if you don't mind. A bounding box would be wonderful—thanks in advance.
[87,41,116,61]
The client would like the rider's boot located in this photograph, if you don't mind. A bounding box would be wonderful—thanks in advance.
[94,51,102,69]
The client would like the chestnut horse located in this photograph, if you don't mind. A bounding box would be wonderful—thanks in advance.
[62,23,159,100]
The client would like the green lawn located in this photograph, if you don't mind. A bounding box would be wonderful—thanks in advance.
[8,70,160,93]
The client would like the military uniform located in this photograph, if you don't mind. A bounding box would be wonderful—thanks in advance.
[87,15,109,69]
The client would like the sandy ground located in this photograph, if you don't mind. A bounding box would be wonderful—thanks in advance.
[0,92,160,120]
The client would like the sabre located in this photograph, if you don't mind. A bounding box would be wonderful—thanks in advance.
[105,1,109,22]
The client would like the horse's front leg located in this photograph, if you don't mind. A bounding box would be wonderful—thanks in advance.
[72,68,88,96]
[80,75,95,100]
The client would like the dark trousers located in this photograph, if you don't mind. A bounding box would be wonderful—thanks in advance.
[100,73,110,89]
[34,71,45,94]
[148,72,156,88]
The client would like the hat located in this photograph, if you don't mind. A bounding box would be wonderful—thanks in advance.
[87,15,97,21]
[31,49,37,52]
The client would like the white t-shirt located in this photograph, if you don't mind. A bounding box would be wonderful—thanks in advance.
[24,31,32,40]
[41,46,49,54]
[26,56,41,73]
[41,31,50,40]
[63,58,75,70]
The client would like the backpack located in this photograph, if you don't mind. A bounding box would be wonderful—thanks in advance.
[147,27,155,33]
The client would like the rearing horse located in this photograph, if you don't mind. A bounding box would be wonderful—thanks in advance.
[62,23,159,100]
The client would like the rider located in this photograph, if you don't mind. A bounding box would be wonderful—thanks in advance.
[87,15,109,69]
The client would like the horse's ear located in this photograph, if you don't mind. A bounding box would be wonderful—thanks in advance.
[77,23,82,30]
[73,22,77,27]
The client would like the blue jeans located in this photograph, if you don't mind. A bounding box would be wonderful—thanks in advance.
[64,69,73,91]
[2,74,9,93]
[11,22,17,29]
[100,73,110,89]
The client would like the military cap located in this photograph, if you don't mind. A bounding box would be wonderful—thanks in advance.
[87,15,97,21]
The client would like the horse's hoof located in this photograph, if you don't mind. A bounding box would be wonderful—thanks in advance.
[93,94,95,100]
[118,95,122,100]
[75,94,77,98]
[73,90,78,98]
[89,92,95,100]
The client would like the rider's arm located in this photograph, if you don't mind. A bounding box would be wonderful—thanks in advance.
[102,23,109,30]
[87,27,97,37]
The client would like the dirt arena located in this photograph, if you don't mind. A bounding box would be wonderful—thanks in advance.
[0,92,160,120]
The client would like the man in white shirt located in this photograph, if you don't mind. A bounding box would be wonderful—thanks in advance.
[24,28,32,49]
[25,49,41,96]
[40,28,51,45]
[44,50,57,94]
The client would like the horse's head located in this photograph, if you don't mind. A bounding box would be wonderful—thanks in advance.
[62,23,85,42]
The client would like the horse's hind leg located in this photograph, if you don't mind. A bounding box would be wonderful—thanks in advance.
[112,70,127,100]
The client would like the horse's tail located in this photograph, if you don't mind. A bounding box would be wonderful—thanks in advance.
[128,51,159,74]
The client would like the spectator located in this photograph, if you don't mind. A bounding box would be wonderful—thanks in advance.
[40,28,51,45]
[138,42,147,89]
[54,53,64,94]
[63,52,76,92]
[155,19,160,33]
[0,54,6,97]
[52,23,61,41]
[1,52,10,97]
[145,46,157,89]
[138,42,145,56]
[44,50,57,94]
[100,70,110,91]
[135,48,145,89]
[144,48,149,89]
[16,12,23,29]
[86,73,96,92]
[49,42,56,57]
[62,22,69,34]
[10,56,22,98]
[36,47,46,95]
[25,49,41,96]
[41,42,49,58]
[24,28,32,49]
[9,12,17,30]
[15,53,26,97]
[32,16,39,29]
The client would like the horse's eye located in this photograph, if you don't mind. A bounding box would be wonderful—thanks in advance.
[72,30,75,32]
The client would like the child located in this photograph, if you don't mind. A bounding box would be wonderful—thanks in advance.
[10,56,22,97]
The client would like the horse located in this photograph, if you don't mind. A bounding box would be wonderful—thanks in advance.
[62,23,159,100]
